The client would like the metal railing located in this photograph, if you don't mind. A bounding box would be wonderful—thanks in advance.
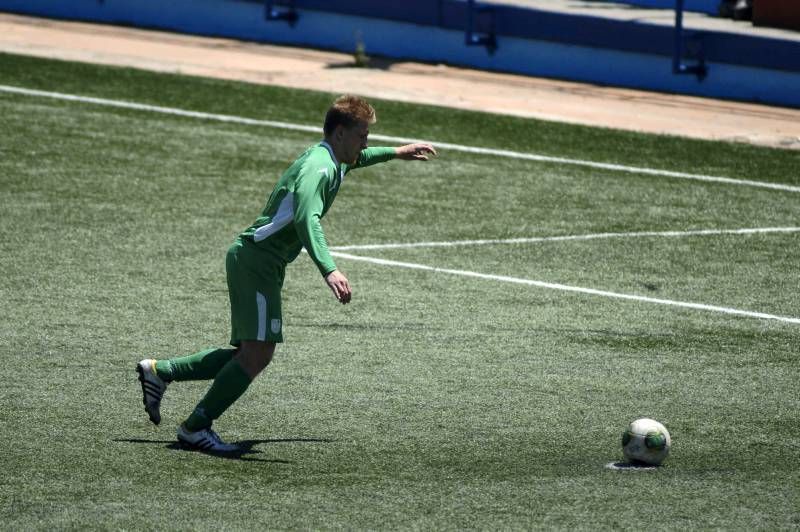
[673,0,708,79]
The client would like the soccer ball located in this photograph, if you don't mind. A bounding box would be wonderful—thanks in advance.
[621,418,671,466]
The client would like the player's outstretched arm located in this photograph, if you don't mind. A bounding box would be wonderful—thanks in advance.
[394,143,437,161]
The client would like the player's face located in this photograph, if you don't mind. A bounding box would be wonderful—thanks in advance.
[339,121,369,165]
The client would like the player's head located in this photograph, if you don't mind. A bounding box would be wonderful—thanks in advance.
[324,95,375,164]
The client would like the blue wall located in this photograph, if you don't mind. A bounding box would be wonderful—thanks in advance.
[1,0,799,108]
[612,0,719,15]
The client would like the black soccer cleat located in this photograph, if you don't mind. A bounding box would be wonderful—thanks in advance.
[177,425,240,453]
[136,359,168,425]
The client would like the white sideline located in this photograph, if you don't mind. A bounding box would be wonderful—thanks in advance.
[330,226,800,251]
[2,84,799,193]
[329,251,800,325]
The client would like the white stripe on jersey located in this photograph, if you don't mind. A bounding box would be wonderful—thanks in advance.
[253,193,294,243]
[256,292,267,342]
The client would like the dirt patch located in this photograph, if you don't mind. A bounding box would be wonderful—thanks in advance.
[2,13,799,149]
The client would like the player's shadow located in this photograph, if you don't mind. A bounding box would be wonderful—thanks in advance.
[113,437,333,463]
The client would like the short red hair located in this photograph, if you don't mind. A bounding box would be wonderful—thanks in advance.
[323,95,376,135]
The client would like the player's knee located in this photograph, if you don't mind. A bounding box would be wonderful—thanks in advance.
[261,343,276,366]
[236,341,275,378]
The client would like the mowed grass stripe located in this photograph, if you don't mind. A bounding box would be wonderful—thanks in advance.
[2,83,799,193]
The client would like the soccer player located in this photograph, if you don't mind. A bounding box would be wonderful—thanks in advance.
[137,95,436,452]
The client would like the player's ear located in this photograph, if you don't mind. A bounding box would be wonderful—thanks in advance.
[334,124,345,142]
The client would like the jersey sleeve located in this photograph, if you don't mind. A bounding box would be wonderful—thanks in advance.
[348,146,396,171]
[293,165,337,277]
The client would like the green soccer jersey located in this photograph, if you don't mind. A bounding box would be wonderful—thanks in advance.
[238,142,396,275]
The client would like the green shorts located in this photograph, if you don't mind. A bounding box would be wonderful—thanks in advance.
[226,239,285,345]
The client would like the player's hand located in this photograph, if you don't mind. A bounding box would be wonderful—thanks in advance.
[395,143,437,161]
[325,270,352,304]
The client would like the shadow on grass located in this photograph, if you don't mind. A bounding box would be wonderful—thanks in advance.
[291,320,434,331]
[112,437,333,463]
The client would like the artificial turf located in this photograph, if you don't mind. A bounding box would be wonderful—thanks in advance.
[1,52,798,529]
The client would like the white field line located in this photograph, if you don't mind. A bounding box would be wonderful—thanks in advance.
[330,226,800,251]
[0,84,322,133]
[2,84,800,193]
[4,85,797,322]
[329,251,800,325]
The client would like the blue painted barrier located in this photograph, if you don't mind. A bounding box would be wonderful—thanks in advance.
[611,0,719,15]
[1,0,798,107]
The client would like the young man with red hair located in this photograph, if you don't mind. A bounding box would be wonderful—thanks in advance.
[137,95,436,451]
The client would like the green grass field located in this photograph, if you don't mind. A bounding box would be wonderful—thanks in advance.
[1,52,798,529]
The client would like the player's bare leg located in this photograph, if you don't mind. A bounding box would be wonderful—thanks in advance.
[234,340,275,379]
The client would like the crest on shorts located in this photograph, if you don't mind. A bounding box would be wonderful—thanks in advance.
[271,319,282,334]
